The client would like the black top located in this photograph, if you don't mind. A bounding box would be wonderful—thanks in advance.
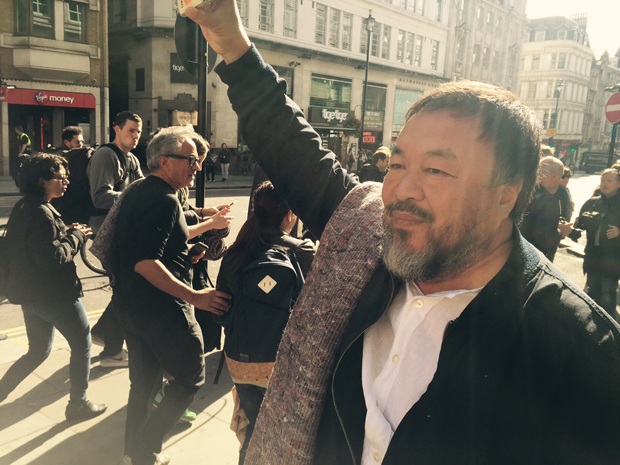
[358,163,385,183]
[578,193,620,275]
[115,175,192,315]
[518,184,561,260]
[219,148,232,164]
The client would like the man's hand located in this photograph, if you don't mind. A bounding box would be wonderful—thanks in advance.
[70,223,93,237]
[190,250,206,264]
[607,225,620,239]
[185,0,251,64]
[206,209,233,230]
[558,221,573,239]
[192,289,231,315]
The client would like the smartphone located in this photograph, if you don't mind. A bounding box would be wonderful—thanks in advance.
[229,200,237,206]
[189,242,209,256]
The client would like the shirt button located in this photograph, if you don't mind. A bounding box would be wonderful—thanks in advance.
[415,299,424,308]
[392,354,400,364]
[373,451,381,462]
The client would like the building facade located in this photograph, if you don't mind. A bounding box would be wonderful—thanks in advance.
[105,0,526,166]
[517,15,595,161]
[0,0,109,176]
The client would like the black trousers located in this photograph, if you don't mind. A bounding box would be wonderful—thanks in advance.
[91,300,125,357]
[116,304,205,465]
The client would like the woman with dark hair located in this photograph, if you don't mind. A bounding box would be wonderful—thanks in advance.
[0,154,107,420]
[575,168,620,322]
[214,181,316,464]
[219,142,232,181]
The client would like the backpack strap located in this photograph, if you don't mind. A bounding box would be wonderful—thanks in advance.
[90,143,131,216]
[277,235,306,297]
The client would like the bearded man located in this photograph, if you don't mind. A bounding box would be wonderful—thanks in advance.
[189,2,620,464]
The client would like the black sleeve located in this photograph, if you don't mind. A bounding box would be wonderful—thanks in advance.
[216,45,360,239]
[527,195,562,251]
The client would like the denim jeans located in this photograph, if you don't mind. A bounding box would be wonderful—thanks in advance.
[91,300,125,357]
[236,384,267,465]
[116,305,205,465]
[586,270,620,323]
[0,298,90,403]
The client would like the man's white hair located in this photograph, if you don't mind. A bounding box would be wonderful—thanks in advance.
[538,156,564,178]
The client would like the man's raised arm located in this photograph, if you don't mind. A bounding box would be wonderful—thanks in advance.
[186,0,359,238]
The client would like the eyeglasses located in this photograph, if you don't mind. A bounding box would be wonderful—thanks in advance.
[52,174,69,182]
[166,154,202,168]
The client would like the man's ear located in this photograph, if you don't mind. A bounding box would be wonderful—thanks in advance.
[499,182,522,214]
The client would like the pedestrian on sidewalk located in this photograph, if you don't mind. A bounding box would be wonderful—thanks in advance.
[219,142,231,181]
[0,154,107,420]
[113,126,231,465]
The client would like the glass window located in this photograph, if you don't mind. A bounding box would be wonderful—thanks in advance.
[315,3,327,45]
[15,0,54,38]
[482,47,490,68]
[535,30,545,41]
[397,30,405,62]
[430,40,439,70]
[531,55,540,70]
[557,52,566,69]
[64,2,86,43]
[259,0,274,33]
[476,7,483,30]
[283,0,297,38]
[528,82,537,99]
[236,0,248,27]
[486,11,493,34]
[393,89,423,133]
[415,0,425,15]
[136,68,145,92]
[435,0,442,21]
[381,25,391,60]
[310,75,352,109]
[341,12,352,51]
[414,35,422,67]
[366,85,387,111]
[496,15,502,35]
[405,33,414,65]
[557,30,566,40]
[329,8,340,47]
[370,22,381,57]
[473,44,481,64]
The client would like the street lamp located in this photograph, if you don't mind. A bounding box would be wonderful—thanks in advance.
[549,80,563,148]
[359,10,375,156]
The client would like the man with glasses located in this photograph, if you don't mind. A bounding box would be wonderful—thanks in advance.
[87,111,144,368]
[113,126,231,465]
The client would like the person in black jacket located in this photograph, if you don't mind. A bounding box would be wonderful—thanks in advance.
[219,142,232,181]
[358,146,390,183]
[213,181,316,464]
[0,154,107,421]
[575,168,620,321]
[187,4,620,464]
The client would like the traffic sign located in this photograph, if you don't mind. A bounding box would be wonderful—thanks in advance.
[605,92,620,124]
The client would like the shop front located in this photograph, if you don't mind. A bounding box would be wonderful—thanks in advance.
[308,106,357,162]
[6,88,96,173]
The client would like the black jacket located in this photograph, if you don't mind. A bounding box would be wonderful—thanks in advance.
[577,193,620,275]
[5,195,85,305]
[358,163,385,183]
[217,45,620,465]
[518,184,561,260]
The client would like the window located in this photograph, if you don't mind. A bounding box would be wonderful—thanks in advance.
[371,22,381,57]
[329,8,340,47]
[283,0,297,38]
[436,0,442,21]
[415,0,425,15]
[405,33,414,64]
[486,11,493,34]
[236,0,248,27]
[393,89,423,133]
[476,7,483,30]
[557,30,566,40]
[414,35,422,67]
[397,30,405,62]
[15,0,54,38]
[64,2,86,43]
[381,25,391,59]
[136,68,145,92]
[458,0,468,22]
[310,75,351,109]
[546,81,554,98]
[535,30,545,41]
[315,4,327,45]
[492,51,500,71]
[495,16,502,35]
[366,85,387,111]
[456,36,465,60]
[259,0,274,33]
[532,55,540,70]
[342,13,352,51]
[473,44,481,64]
[528,82,537,99]
[430,40,439,70]
[557,52,566,69]
[482,47,490,68]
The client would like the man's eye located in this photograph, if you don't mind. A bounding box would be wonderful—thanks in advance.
[390,163,403,169]
[428,168,444,174]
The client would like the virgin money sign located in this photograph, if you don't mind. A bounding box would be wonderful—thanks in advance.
[308,106,354,127]
[6,89,96,108]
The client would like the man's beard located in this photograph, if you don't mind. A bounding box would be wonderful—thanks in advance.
[381,200,491,284]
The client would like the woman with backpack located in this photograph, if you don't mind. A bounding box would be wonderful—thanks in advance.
[213,181,316,464]
[0,154,107,420]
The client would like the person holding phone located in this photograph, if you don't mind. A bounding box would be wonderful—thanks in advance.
[1,154,107,421]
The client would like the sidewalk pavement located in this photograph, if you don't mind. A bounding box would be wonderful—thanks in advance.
[0,313,241,465]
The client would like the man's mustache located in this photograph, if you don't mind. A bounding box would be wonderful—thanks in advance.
[385,200,434,223]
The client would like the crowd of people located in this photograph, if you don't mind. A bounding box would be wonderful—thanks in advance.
[2,1,620,464]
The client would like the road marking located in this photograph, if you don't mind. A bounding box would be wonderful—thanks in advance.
[0,308,105,338]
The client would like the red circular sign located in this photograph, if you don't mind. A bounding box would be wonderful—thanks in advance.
[605,92,620,124]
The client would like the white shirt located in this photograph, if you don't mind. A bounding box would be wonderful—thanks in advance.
[360,282,482,464]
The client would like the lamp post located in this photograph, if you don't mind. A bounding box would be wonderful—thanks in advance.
[359,10,375,157]
[549,80,564,147]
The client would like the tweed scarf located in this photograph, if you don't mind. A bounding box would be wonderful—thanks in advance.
[245,182,385,465]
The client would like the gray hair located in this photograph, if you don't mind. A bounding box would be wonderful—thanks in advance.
[539,156,564,178]
[146,125,197,172]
